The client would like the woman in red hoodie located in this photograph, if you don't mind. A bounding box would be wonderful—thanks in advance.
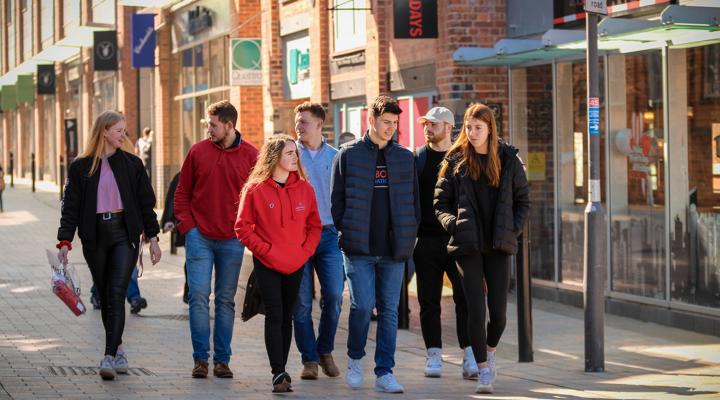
[235,134,322,393]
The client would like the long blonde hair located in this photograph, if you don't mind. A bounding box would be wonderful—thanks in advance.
[438,103,501,187]
[243,134,307,192]
[79,110,133,176]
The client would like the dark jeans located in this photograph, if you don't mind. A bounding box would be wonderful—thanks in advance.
[455,251,510,364]
[253,257,303,376]
[82,214,138,357]
[414,235,470,350]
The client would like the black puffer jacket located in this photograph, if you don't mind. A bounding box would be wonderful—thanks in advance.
[434,141,530,256]
[331,134,420,261]
[58,150,160,249]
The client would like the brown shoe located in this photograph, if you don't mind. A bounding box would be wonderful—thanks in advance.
[192,360,208,378]
[213,363,234,378]
[300,362,318,380]
[319,353,340,377]
[272,372,293,393]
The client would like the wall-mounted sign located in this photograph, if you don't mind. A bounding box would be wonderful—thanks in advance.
[230,38,262,86]
[283,32,311,99]
[65,118,79,162]
[527,152,546,181]
[131,14,156,68]
[37,64,55,95]
[188,6,213,35]
[394,0,438,39]
[94,30,118,71]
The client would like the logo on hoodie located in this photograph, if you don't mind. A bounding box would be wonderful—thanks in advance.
[295,202,306,212]
[268,202,275,209]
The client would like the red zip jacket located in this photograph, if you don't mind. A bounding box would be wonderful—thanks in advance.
[174,136,258,240]
[235,172,322,274]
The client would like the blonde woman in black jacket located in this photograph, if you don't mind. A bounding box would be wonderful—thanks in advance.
[434,103,529,394]
[57,111,161,380]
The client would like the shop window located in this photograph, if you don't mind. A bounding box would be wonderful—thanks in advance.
[333,0,367,53]
[397,95,432,149]
[41,0,54,50]
[92,0,116,25]
[608,51,665,299]
[511,65,555,281]
[63,0,80,34]
[7,0,15,68]
[669,44,720,308]
[337,102,367,145]
[21,0,32,61]
[93,71,117,119]
[556,59,607,287]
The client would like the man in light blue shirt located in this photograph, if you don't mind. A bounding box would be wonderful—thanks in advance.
[293,102,343,380]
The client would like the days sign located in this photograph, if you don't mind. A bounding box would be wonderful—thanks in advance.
[93,31,118,71]
[588,97,600,135]
[64,119,79,162]
[584,0,607,15]
[527,152,546,181]
[37,64,55,95]
[131,14,156,68]
[394,0,438,39]
[230,38,262,86]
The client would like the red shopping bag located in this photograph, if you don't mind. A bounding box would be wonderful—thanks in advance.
[46,250,86,316]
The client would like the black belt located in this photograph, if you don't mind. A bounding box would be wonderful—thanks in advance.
[97,211,124,221]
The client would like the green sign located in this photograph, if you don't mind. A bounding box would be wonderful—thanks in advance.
[289,48,310,85]
[1,85,17,111]
[230,38,262,86]
[16,75,34,104]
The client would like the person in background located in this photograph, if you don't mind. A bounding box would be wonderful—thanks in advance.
[160,172,188,304]
[56,110,161,380]
[135,127,153,181]
[434,103,530,394]
[235,134,322,393]
[89,266,147,314]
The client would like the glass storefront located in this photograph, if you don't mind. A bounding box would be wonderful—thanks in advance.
[42,95,57,182]
[509,41,719,316]
[93,71,117,118]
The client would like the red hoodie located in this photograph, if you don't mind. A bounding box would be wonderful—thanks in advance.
[235,172,322,274]
[175,136,258,240]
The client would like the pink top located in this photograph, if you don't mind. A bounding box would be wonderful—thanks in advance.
[96,157,124,213]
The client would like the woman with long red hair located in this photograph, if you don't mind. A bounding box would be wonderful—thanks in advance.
[434,103,530,394]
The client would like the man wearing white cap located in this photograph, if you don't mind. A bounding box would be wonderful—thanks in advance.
[413,107,477,380]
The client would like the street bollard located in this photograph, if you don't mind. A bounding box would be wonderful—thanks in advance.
[31,153,36,193]
[516,222,533,362]
[59,155,65,201]
[9,152,14,188]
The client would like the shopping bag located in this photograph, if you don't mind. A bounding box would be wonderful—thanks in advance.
[46,249,86,316]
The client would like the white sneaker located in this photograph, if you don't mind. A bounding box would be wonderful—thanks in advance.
[424,347,442,377]
[375,373,404,393]
[475,367,493,393]
[113,351,129,374]
[487,350,497,382]
[462,347,479,380]
[99,355,116,380]
[346,358,363,389]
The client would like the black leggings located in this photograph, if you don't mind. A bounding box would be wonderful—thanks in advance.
[414,234,469,349]
[82,214,138,357]
[455,251,510,364]
[253,257,303,376]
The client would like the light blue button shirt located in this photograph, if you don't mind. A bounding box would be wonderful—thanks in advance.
[297,139,338,226]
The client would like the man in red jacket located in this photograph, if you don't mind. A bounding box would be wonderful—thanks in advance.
[174,100,258,379]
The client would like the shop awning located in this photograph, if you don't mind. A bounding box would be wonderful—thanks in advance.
[455,4,720,66]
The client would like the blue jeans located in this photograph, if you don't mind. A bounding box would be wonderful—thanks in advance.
[292,227,344,363]
[90,266,141,303]
[344,254,404,377]
[185,228,244,364]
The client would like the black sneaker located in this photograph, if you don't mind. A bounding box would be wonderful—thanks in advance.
[272,372,293,393]
[183,283,189,305]
[130,297,148,314]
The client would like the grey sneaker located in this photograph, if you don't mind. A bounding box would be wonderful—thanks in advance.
[114,352,128,374]
[346,358,363,389]
[462,347,479,380]
[424,347,442,377]
[475,367,493,393]
[487,350,497,382]
[99,355,116,380]
[375,373,404,393]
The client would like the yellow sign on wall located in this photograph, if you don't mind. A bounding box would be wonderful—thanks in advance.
[527,152,546,182]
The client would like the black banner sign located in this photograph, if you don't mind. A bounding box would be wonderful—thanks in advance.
[65,119,79,162]
[94,30,118,71]
[394,0,438,39]
[37,64,55,95]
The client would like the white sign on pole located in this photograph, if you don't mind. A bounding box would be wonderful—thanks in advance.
[584,0,608,15]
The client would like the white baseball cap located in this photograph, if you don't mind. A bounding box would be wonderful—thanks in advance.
[417,107,454,126]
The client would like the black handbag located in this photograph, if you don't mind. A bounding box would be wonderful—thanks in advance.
[241,268,264,322]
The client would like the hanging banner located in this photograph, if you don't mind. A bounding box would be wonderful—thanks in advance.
[37,64,55,95]
[394,0,438,39]
[65,119,79,162]
[131,14,156,68]
[0,85,16,111]
[16,75,34,104]
[230,38,262,86]
[94,30,118,71]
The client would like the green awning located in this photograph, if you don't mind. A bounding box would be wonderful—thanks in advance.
[16,75,34,104]
[1,85,17,111]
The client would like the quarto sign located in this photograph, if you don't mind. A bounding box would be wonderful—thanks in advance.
[394,0,438,39]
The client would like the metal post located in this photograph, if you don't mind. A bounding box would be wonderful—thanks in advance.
[31,153,36,193]
[398,264,409,330]
[516,223,533,362]
[59,155,65,201]
[584,10,606,373]
[9,152,14,188]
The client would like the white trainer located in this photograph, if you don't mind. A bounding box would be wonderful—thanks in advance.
[475,367,494,393]
[375,373,404,393]
[346,358,363,389]
[462,346,479,380]
[424,347,442,377]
